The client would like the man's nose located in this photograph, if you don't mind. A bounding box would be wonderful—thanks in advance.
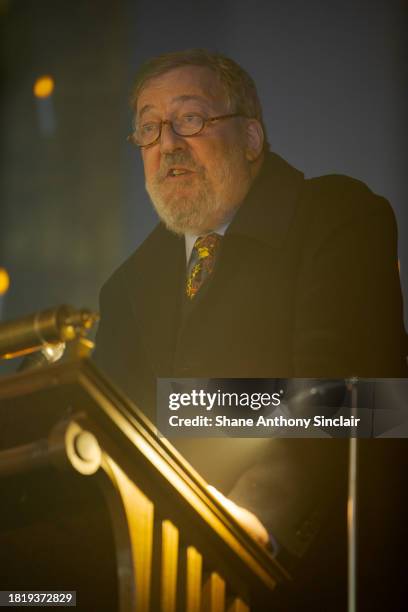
[159,121,187,153]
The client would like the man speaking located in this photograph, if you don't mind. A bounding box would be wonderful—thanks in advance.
[93,49,407,608]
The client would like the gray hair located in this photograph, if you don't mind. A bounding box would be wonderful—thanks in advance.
[130,48,269,152]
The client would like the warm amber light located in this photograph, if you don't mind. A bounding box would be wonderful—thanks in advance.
[33,75,55,98]
[0,267,10,295]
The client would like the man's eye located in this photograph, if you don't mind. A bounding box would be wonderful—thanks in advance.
[183,114,198,121]
[141,122,158,134]
[179,114,203,127]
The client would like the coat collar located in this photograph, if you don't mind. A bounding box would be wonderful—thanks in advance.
[226,151,304,248]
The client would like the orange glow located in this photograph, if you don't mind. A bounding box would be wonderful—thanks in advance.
[0,267,10,295]
[33,75,55,98]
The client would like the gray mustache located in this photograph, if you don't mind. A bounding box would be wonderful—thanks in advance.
[157,152,204,180]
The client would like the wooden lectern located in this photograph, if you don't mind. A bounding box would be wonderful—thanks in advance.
[0,359,288,611]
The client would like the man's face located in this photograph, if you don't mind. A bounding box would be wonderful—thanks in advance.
[136,66,256,235]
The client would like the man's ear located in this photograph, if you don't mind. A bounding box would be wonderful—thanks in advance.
[245,119,264,161]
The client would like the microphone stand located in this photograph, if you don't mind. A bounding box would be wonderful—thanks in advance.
[285,377,359,611]
[347,377,359,612]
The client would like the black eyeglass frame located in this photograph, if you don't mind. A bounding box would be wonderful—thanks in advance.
[127,113,245,148]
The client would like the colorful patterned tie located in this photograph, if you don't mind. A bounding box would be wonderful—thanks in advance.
[186,233,222,299]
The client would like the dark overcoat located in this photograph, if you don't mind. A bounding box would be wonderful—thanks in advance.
[93,152,407,607]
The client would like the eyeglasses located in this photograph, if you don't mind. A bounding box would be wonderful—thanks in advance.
[127,113,244,148]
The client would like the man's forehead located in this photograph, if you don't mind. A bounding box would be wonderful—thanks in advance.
[136,66,227,115]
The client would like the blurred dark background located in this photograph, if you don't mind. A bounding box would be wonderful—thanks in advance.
[0,0,407,329]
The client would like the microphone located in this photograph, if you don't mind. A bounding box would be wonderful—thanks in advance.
[283,378,347,418]
[0,305,99,360]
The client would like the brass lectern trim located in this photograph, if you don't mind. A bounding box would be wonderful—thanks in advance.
[0,359,286,612]
[185,546,202,612]
[201,571,226,612]
[80,373,280,592]
[226,598,250,612]
[160,520,179,612]
[103,456,154,612]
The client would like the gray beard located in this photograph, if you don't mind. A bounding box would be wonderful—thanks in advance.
[145,145,251,235]
[146,176,223,235]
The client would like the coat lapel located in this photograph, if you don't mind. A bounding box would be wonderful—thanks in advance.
[123,225,185,374]
[227,151,304,248]
[179,152,305,326]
